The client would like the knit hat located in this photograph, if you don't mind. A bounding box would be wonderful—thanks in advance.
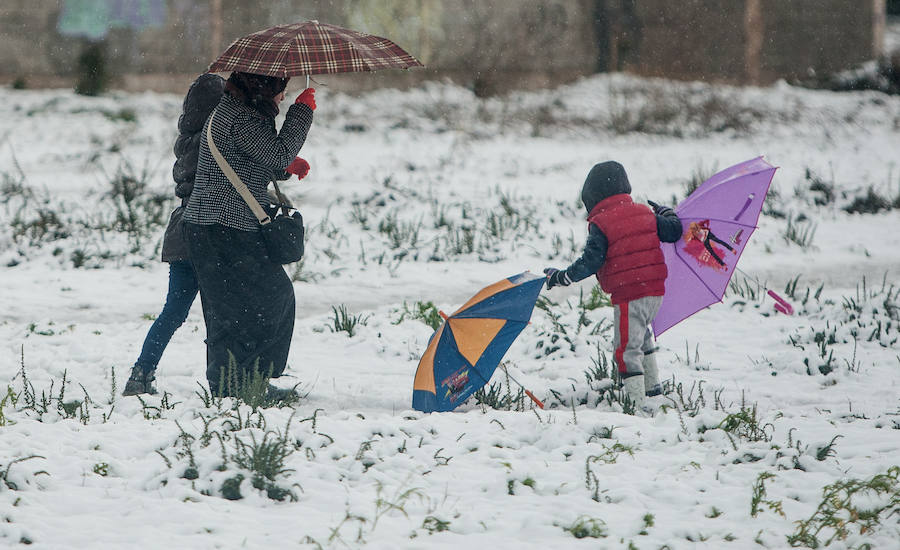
[581,161,632,212]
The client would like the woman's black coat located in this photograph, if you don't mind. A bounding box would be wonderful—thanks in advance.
[162,74,225,262]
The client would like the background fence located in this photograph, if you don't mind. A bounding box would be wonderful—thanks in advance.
[0,0,889,95]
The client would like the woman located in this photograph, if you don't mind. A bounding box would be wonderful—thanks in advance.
[183,71,316,397]
[124,73,225,396]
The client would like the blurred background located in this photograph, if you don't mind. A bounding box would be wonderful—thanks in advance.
[0,0,897,97]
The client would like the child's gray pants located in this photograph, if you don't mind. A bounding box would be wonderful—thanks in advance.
[612,295,663,378]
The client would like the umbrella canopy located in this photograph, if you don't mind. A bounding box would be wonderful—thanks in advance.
[412,272,545,413]
[208,20,423,78]
[652,157,778,337]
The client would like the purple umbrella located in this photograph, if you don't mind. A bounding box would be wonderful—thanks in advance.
[652,157,778,337]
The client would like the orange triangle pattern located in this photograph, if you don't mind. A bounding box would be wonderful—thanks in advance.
[453,278,515,316]
[413,324,444,393]
[448,318,506,365]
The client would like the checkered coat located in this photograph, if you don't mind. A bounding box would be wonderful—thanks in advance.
[184,93,313,231]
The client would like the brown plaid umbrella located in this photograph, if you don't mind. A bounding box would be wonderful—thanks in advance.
[208,20,423,77]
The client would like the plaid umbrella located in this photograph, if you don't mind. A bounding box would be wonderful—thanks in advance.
[208,20,423,77]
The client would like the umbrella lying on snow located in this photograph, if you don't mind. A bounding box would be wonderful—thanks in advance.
[652,156,791,337]
[412,272,545,413]
[208,20,422,78]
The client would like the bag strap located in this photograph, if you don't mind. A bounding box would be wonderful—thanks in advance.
[206,107,271,225]
[270,178,291,217]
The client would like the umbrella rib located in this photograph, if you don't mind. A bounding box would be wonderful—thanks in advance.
[677,216,759,229]
[466,361,492,386]
[672,245,723,303]
[713,168,777,185]
[678,168,776,206]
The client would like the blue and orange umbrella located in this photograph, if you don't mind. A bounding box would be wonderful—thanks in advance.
[412,272,546,413]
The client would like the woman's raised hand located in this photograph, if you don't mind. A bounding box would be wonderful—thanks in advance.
[295,88,316,110]
[286,157,310,180]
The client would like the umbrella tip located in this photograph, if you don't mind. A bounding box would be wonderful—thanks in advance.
[767,290,794,315]
[439,310,448,321]
[525,390,545,409]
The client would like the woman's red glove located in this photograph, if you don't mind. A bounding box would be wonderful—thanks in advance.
[286,157,310,180]
[295,88,316,111]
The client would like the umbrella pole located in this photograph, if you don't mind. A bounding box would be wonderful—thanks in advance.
[734,266,794,315]
[500,365,544,409]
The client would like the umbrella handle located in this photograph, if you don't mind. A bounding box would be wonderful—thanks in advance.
[501,365,545,410]
[767,290,794,315]
[524,390,545,410]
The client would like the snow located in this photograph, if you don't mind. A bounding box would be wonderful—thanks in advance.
[1,73,899,549]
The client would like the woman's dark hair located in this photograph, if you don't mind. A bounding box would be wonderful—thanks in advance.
[225,72,289,118]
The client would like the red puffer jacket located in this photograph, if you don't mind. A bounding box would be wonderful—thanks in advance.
[587,194,668,304]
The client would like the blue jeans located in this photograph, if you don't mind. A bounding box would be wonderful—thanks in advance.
[134,260,199,373]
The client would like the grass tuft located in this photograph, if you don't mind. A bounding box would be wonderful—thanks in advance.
[329,305,370,337]
[788,466,900,547]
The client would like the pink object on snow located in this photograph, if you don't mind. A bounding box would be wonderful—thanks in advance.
[767,290,794,315]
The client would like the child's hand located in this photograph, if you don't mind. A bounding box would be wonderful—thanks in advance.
[543,268,571,289]
[648,200,673,216]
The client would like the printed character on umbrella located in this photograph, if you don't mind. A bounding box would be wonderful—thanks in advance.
[682,219,736,271]
[442,367,470,403]
[543,162,682,412]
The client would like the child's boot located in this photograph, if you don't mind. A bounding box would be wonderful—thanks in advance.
[266,383,300,404]
[123,366,157,396]
[642,353,662,397]
[622,375,647,413]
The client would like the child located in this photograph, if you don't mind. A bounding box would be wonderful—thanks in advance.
[543,161,682,411]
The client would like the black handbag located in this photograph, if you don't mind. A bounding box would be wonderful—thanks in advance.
[259,183,304,264]
[260,211,304,264]
[206,108,305,265]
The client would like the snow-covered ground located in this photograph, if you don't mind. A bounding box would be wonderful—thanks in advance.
[0,73,898,549]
